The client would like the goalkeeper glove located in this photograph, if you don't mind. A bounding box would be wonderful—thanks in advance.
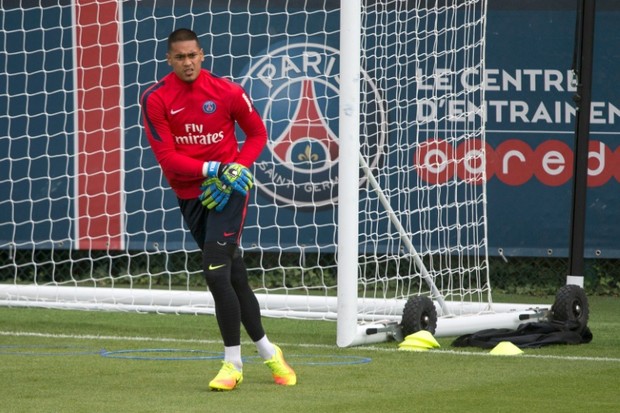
[203,161,254,196]
[220,163,254,196]
[199,178,232,212]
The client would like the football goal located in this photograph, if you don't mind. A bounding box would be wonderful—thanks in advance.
[0,0,550,347]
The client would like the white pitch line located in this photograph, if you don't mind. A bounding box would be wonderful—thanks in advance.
[417,348,620,363]
[0,330,222,345]
[2,330,620,363]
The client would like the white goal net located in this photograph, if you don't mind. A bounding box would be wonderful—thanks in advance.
[1,0,543,346]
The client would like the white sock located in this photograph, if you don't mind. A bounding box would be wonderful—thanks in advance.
[254,335,276,360]
[224,345,243,371]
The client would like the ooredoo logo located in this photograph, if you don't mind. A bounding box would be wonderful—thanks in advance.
[415,138,619,187]
[241,42,387,207]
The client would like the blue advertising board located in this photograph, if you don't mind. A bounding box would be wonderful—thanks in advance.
[0,0,618,257]
[484,0,620,257]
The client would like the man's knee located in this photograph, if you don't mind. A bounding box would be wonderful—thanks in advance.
[202,242,237,283]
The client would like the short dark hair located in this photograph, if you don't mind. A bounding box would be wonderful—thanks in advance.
[167,28,200,51]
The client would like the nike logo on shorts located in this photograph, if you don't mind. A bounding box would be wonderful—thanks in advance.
[208,264,226,270]
[223,231,237,237]
[170,107,185,115]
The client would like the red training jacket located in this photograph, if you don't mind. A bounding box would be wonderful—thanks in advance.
[141,69,267,199]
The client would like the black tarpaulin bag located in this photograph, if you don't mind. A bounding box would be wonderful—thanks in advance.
[451,320,593,349]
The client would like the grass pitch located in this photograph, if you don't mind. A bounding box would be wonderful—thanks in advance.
[1,294,619,413]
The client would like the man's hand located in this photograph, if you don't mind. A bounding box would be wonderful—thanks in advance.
[220,163,254,196]
[203,161,253,196]
[199,178,232,212]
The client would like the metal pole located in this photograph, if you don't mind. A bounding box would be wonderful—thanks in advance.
[336,0,361,347]
[567,0,596,286]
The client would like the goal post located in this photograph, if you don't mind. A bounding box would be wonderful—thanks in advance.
[336,0,362,348]
[0,1,550,347]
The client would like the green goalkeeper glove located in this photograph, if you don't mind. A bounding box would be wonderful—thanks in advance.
[199,178,232,212]
[220,163,254,196]
[204,161,253,196]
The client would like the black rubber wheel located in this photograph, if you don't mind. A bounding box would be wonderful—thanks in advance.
[551,284,589,332]
[401,295,437,336]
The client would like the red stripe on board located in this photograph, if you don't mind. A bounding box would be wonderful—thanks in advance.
[75,0,123,250]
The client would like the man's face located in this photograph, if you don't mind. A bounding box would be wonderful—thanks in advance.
[166,40,204,82]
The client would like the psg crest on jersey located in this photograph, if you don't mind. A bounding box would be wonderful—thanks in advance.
[241,42,386,208]
[203,100,216,114]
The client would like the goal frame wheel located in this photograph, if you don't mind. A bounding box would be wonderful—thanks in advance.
[550,284,589,332]
[401,295,438,336]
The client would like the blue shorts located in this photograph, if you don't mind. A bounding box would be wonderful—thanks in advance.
[177,192,249,250]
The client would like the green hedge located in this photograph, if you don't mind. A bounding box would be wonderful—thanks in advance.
[1,249,619,296]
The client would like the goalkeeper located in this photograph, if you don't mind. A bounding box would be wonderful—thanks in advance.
[140,28,296,391]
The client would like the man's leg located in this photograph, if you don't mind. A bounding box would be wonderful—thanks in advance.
[203,241,241,351]
[178,197,245,390]
[202,193,249,390]
[230,250,265,342]
[202,241,245,390]
[230,250,296,386]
